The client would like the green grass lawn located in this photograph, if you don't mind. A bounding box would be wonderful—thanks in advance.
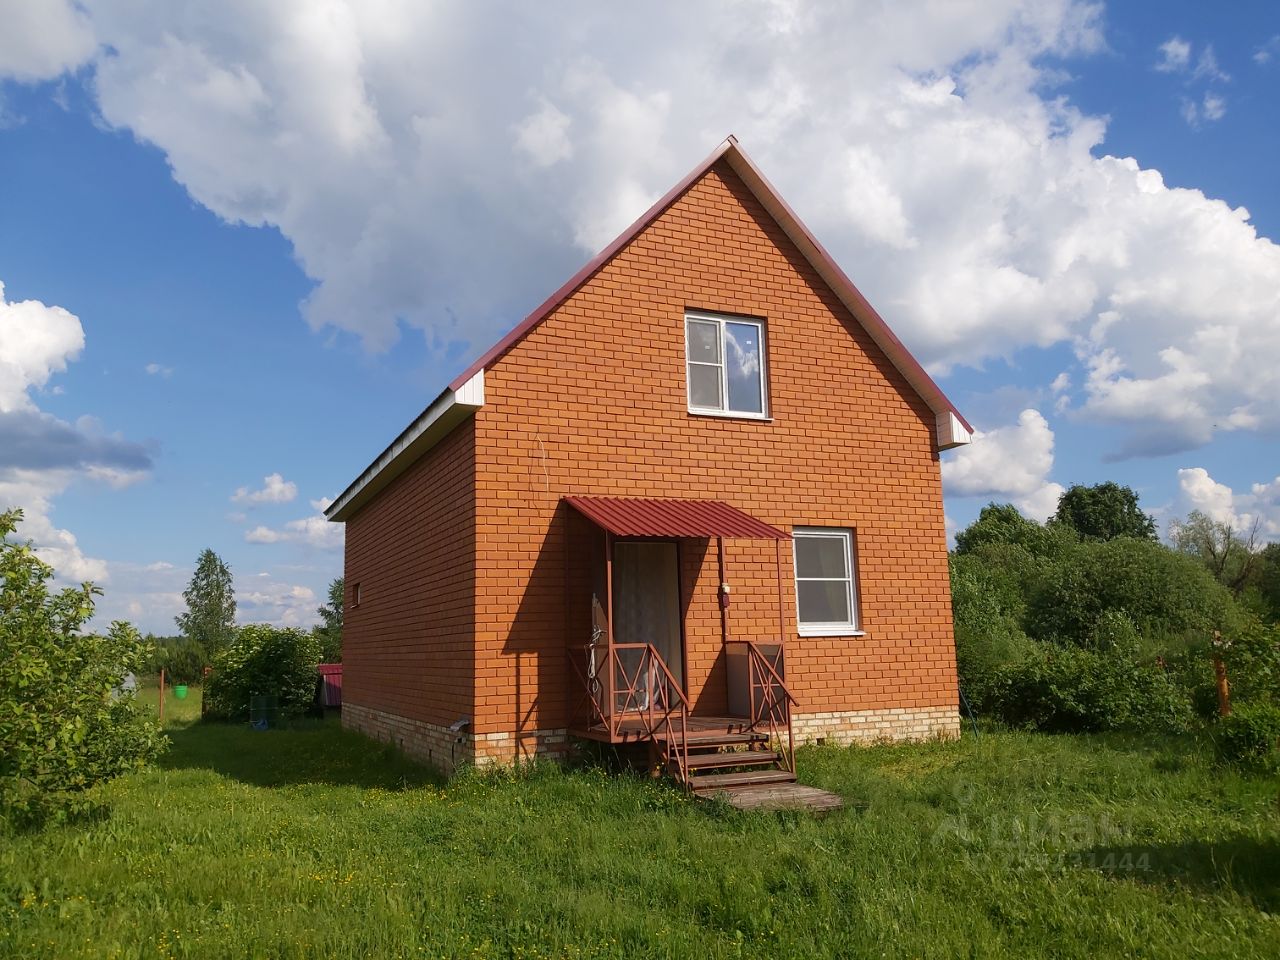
[3,696,1278,959]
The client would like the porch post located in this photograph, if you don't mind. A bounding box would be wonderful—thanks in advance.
[775,538,786,648]
[717,535,730,645]
[604,529,615,723]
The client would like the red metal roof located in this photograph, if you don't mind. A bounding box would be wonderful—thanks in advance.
[564,496,789,540]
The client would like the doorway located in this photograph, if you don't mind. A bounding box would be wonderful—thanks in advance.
[611,540,685,689]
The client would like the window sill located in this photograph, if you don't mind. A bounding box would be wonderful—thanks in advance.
[688,407,773,422]
[798,627,865,638]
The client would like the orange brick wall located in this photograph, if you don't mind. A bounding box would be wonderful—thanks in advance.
[471,160,958,741]
[343,420,477,729]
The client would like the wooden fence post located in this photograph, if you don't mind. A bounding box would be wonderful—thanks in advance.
[1211,631,1231,718]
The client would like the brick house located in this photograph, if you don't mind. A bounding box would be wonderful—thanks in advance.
[325,137,972,790]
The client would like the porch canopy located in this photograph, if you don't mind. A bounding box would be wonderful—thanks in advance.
[563,496,789,540]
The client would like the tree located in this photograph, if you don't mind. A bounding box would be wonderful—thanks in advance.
[1052,482,1157,542]
[953,502,1077,558]
[1169,510,1262,599]
[175,549,236,655]
[313,577,343,663]
[1,509,164,824]
[1259,543,1280,623]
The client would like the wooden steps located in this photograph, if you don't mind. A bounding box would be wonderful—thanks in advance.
[684,750,781,769]
[704,782,846,814]
[573,713,845,813]
[663,723,801,797]
[690,768,796,791]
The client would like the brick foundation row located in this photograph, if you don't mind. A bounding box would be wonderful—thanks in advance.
[346,701,958,775]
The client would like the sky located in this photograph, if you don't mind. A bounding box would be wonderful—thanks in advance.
[1,0,1277,634]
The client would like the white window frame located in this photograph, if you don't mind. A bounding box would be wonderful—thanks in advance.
[792,527,862,636]
[684,311,769,419]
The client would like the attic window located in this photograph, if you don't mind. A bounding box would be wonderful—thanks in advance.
[685,312,768,418]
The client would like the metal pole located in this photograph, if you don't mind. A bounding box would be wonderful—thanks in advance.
[717,536,730,645]
[604,529,615,731]
[775,539,786,646]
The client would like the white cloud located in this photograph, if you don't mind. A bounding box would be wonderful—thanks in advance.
[514,98,573,167]
[0,280,83,413]
[231,472,297,505]
[1192,46,1230,84]
[1156,38,1228,129]
[1201,92,1226,122]
[941,409,1065,521]
[244,498,343,549]
[239,574,318,628]
[12,1,1278,459]
[89,558,188,633]
[0,471,107,582]
[144,361,173,377]
[1181,91,1227,128]
[1155,36,1191,73]
[0,0,96,83]
[91,558,331,633]
[1255,36,1280,66]
[1176,467,1280,540]
[1,278,152,585]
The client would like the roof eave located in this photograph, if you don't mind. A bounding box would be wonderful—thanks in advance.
[325,369,485,523]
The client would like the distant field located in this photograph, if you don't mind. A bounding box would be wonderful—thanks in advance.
[2,703,1278,959]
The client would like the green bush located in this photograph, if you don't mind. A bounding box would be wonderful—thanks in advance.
[203,625,321,722]
[1,509,165,826]
[1027,537,1238,648]
[1221,621,1280,706]
[1162,644,1221,720]
[950,553,1037,712]
[1216,702,1280,773]
[988,641,1193,734]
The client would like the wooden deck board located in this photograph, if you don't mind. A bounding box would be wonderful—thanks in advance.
[699,783,846,813]
[690,769,796,790]
[570,715,758,745]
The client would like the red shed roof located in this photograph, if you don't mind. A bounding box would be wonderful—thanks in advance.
[565,496,789,540]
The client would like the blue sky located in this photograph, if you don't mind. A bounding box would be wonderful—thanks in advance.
[1,1,1277,633]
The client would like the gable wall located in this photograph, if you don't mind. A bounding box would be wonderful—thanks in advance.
[469,160,957,755]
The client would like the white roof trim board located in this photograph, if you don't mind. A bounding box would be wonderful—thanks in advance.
[325,370,484,522]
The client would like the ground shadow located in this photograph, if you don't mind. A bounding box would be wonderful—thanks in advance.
[1082,835,1280,913]
[158,715,445,790]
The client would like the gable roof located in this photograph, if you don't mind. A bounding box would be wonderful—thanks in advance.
[326,136,970,523]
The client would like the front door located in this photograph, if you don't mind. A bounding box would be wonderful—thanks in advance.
[612,541,685,689]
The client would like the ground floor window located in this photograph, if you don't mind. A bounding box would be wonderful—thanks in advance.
[792,527,859,635]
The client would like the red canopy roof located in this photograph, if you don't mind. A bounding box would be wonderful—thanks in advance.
[564,496,789,540]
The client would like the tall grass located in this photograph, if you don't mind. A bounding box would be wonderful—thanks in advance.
[2,698,1277,959]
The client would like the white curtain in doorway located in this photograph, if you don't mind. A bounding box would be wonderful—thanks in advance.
[612,541,684,700]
